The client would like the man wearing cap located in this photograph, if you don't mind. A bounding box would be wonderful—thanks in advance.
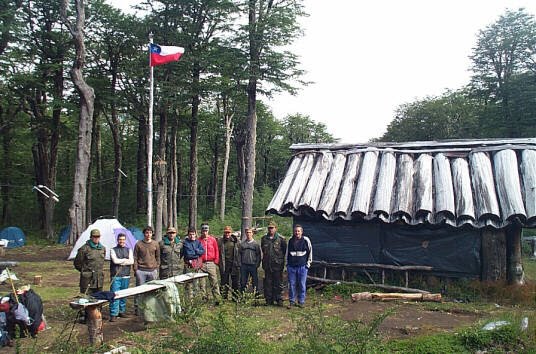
[198,223,221,304]
[109,233,134,321]
[217,226,240,300]
[261,221,287,306]
[74,229,106,295]
[159,227,183,280]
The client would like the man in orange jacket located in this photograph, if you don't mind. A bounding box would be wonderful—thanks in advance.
[198,223,221,304]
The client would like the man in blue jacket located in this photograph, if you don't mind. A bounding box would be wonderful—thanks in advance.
[286,224,312,308]
[182,227,205,300]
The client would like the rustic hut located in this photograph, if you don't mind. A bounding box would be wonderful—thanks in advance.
[266,138,536,285]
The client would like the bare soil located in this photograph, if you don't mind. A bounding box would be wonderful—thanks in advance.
[0,245,482,351]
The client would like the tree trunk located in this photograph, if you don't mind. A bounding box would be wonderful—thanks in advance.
[168,117,178,228]
[154,110,168,241]
[189,62,201,229]
[106,68,122,219]
[62,0,95,245]
[211,142,219,214]
[136,114,148,214]
[0,106,12,224]
[506,225,524,285]
[220,99,233,222]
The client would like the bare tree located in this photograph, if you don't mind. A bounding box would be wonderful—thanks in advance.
[61,0,95,244]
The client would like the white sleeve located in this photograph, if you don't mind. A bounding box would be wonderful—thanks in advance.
[111,248,134,266]
[305,237,313,268]
[110,248,120,265]
[124,249,134,265]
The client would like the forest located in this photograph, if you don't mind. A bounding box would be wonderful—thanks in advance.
[1,2,535,241]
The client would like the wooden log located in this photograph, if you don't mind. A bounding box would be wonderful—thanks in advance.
[86,305,103,345]
[372,293,423,300]
[351,292,372,301]
[307,275,430,294]
[506,225,524,285]
[481,229,506,281]
[312,260,433,271]
[422,293,442,302]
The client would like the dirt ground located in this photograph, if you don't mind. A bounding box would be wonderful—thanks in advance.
[0,245,481,350]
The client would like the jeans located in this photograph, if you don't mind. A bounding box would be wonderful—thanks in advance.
[240,264,259,292]
[287,265,308,304]
[110,277,130,316]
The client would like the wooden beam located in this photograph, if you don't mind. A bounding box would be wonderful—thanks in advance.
[307,275,430,294]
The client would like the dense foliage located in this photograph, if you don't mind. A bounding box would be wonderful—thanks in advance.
[0,0,335,236]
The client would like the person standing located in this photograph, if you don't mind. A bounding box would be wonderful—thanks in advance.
[198,223,221,304]
[109,233,134,321]
[286,224,312,308]
[261,221,286,306]
[217,226,240,300]
[239,227,261,294]
[182,227,205,299]
[74,229,106,295]
[133,226,160,285]
[159,226,183,279]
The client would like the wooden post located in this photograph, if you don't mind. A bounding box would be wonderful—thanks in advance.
[481,229,507,281]
[86,305,103,345]
[506,225,524,285]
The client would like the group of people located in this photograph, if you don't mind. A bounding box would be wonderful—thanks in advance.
[73,221,313,322]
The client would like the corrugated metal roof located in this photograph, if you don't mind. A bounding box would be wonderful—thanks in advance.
[266,138,536,228]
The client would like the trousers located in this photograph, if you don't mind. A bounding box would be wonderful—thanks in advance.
[287,265,308,304]
[110,277,130,316]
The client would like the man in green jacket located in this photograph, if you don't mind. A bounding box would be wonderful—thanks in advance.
[74,229,106,294]
[159,226,183,279]
[261,221,287,306]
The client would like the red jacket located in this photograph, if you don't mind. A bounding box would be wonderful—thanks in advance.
[199,235,220,265]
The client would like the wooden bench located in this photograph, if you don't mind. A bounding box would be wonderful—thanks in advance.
[70,272,207,344]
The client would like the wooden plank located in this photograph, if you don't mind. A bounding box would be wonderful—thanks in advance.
[433,153,455,219]
[372,150,396,218]
[521,149,536,220]
[300,151,333,210]
[335,153,362,217]
[317,153,346,216]
[413,154,433,222]
[285,154,315,207]
[493,149,526,219]
[312,260,432,271]
[308,275,430,294]
[392,154,414,219]
[451,158,475,222]
[469,152,500,221]
[351,150,379,216]
[266,155,303,211]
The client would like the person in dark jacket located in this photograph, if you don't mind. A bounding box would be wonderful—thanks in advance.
[261,221,287,306]
[74,229,106,294]
[160,226,183,279]
[217,226,240,300]
[109,233,133,321]
[239,227,261,294]
[182,228,205,300]
[286,224,312,308]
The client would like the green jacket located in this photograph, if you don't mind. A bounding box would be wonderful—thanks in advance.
[159,237,183,279]
[261,233,287,272]
[74,240,106,293]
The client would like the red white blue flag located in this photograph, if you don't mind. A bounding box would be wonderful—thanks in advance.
[149,43,184,66]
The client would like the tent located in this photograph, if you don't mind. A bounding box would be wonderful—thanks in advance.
[128,226,144,241]
[0,227,26,248]
[57,225,71,244]
[68,219,138,260]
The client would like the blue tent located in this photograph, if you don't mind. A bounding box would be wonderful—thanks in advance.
[128,227,144,241]
[57,225,71,244]
[0,227,26,248]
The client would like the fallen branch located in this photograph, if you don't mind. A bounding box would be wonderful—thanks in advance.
[351,291,442,302]
[307,275,430,294]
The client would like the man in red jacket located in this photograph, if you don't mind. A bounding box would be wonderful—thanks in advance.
[198,223,221,304]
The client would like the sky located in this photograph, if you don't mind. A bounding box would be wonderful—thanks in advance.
[110,0,536,143]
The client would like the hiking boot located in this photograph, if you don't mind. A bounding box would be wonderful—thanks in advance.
[297,303,304,308]
[286,303,294,310]
[109,316,117,322]
[276,300,284,307]
[118,313,129,318]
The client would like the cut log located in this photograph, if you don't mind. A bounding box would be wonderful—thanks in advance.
[351,292,372,301]
[351,291,442,302]
[86,305,103,345]
[422,293,442,302]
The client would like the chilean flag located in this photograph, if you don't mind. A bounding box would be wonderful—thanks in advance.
[149,43,184,66]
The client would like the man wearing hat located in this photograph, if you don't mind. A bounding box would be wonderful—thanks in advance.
[261,221,287,306]
[159,226,183,279]
[74,229,106,295]
[217,226,240,300]
[198,223,221,304]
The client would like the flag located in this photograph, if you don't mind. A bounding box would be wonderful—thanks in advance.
[149,43,184,66]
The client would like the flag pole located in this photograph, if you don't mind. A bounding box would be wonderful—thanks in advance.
[147,32,154,227]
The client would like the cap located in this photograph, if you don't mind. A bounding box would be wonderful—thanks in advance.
[167,227,177,233]
[201,224,210,231]
[223,226,232,233]
[90,229,101,237]
[268,221,277,228]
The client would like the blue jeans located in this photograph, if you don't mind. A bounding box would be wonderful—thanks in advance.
[287,265,308,304]
[110,277,130,316]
